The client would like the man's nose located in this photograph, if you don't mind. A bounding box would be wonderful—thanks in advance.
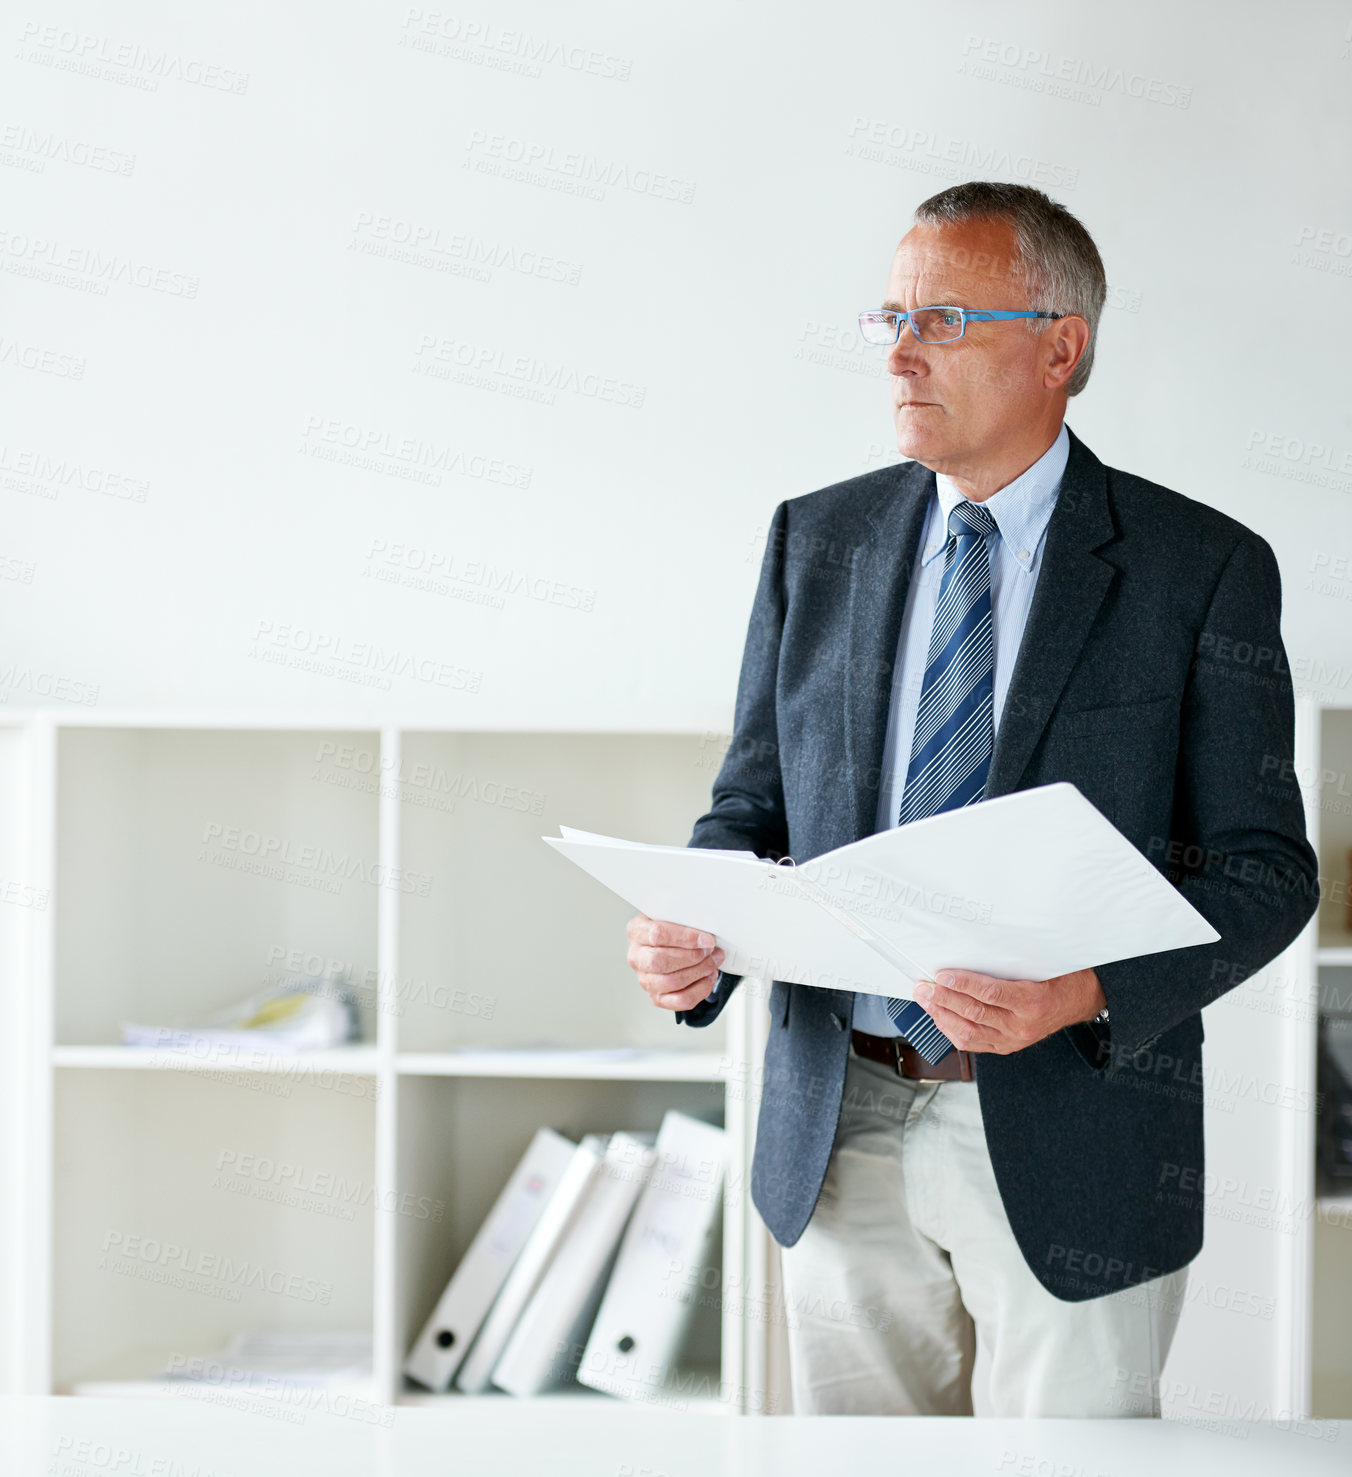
[888,325,925,374]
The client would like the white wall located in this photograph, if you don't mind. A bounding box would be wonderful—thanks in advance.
[3,0,1350,1415]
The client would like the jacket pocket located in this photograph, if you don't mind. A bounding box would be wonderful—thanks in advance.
[1042,693,1181,832]
[1056,693,1178,733]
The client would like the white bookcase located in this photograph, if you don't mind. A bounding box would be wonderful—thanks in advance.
[1,716,782,1413]
[1302,701,1352,1416]
[12,706,1343,1419]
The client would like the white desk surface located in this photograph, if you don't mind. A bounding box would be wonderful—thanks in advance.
[4,1396,1349,1476]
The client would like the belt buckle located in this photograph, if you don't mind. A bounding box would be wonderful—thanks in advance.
[894,1039,947,1084]
[892,1039,945,1087]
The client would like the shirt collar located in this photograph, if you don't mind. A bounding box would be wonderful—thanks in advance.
[922,421,1069,572]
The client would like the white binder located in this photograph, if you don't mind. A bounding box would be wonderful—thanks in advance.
[578,1112,725,1400]
[454,1133,610,1394]
[403,1127,577,1391]
[543,782,1220,1000]
[491,1132,657,1396]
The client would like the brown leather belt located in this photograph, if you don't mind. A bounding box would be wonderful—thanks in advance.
[850,1029,975,1082]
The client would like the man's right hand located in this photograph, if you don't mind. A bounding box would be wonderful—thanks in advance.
[626,913,725,1012]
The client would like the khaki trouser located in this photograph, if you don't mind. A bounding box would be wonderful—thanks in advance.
[778,1043,1189,1416]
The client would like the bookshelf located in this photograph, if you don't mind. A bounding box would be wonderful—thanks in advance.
[1307,702,1352,1417]
[14,706,1343,1419]
[1,716,776,1413]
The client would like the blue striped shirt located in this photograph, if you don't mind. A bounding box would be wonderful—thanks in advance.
[852,421,1070,1036]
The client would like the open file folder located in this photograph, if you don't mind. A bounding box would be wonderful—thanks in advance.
[543,782,1219,1000]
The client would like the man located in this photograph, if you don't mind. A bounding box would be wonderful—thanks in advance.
[625,181,1319,1417]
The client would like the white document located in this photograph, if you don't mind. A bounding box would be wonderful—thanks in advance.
[120,974,359,1053]
[492,1132,657,1396]
[578,1112,725,1401]
[543,782,1220,1000]
[165,1330,373,1389]
[403,1127,578,1391]
[454,1133,609,1394]
[70,1330,376,1398]
[558,824,756,861]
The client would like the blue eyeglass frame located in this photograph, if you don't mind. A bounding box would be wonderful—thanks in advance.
[859,306,1067,345]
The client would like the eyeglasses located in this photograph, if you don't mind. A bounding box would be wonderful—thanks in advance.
[858,305,1067,345]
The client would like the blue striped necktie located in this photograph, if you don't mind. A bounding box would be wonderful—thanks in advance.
[885,497,998,1062]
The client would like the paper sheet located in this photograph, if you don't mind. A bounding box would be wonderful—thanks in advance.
[543,782,1219,998]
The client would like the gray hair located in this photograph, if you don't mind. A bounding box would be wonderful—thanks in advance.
[913,181,1107,397]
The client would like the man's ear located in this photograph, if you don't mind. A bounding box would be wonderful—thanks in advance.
[1043,315,1090,391]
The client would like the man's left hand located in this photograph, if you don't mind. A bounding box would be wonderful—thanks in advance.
[912,967,1106,1055]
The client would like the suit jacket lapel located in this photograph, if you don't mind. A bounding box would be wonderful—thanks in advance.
[843,457,934,844]
[985,425,1117,798]
[842,425,1118,843]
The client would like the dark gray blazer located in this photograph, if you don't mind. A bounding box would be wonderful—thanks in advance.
[679,424,1319,1302]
